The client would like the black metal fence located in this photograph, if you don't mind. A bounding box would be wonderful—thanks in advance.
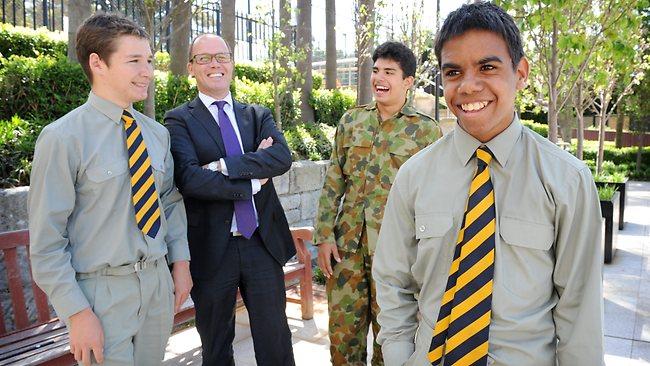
[0,0,274,61]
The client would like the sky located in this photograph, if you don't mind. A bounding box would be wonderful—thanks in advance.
[311,0,468,55]
[239,0,468,57]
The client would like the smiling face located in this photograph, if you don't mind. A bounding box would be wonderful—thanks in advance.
[188,35,233,99]
[371,58,414,110]
[90,35,153,108]
[440,29,529,142]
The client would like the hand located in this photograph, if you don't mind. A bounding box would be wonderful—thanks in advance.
[202,161,220,171]
[172,260,193,313]
[317,242,341,278]
[257,137,273,185]
[69,308,104,366]
[257,137,274,151]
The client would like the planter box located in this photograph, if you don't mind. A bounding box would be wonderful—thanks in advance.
[595,179,627,230]
[600,190,620,264]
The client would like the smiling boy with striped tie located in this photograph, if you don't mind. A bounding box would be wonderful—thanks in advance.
[372,2,604,365]
[28,13,191,366]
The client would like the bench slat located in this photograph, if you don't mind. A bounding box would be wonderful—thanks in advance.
[26,246,51,323]
[4,247,29,331]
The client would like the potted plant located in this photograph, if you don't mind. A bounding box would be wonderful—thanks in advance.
[598,184,620,263]
[594,172,628,230]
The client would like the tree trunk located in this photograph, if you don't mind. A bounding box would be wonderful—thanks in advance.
[596,91,610,175]
[67,0,92,62]
[221,0,236,57]
[325,0,337,89]
[575,81,585,160]
[296,0,315,123]
[547,19,559,143]
[169,0,192,76]
[141,4,156,118]
[356,0,375,105]
[615,114,624,148]
[637,131,643,173]
[277,0,293,126]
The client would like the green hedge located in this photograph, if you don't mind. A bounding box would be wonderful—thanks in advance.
[312,88,356,127]
[284,122,335,161]
[0,55,89,121]
[0,24,66,59]
[522,119,549,138]
[0,116,46,187]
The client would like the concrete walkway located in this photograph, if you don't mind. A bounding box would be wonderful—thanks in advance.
[163,181,650,365]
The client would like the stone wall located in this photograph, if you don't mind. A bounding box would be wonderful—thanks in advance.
[0,160,328,232]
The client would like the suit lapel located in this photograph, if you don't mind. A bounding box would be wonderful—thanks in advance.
[233,100,255,153]
[188,97,226,154]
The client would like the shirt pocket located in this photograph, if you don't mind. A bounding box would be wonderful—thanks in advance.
[388,139,419,171]
[86,160,129,183]
[498,216,555,299]
[413,213,454,285]
[342,139,372,176]
[149,156,167,193]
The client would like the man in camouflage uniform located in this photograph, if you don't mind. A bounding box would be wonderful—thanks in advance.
[315,41,441,365]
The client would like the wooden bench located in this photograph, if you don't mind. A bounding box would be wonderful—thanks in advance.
[0,227,314,365]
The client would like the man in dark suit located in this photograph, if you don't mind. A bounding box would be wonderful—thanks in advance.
[164,34,295,366]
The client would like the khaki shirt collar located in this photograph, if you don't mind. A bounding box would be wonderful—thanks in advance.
[454,113,522,168]
[87,91,135,125]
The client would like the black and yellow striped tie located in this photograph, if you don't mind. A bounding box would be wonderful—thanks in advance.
[428,146,496,366]
[122,110,161,239]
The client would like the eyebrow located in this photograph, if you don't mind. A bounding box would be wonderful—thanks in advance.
[373,67,398,72]
[478,56,503,64]
[441,62,461,71]
[441,56,504,70]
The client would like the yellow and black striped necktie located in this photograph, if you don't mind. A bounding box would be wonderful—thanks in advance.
[122,110,161,239]
[428,146,496,366]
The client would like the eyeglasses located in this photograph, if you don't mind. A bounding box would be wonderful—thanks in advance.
[190,53,232,64]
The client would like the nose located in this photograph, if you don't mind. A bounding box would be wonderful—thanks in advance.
[140,62,153,79]
[457,71,483,95]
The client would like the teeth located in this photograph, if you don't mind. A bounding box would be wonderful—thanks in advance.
[461,101,489,112]
[376,86,389,91]
[208,73,224,77]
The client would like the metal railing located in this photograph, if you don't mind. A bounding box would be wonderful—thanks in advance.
[1,0,274,61]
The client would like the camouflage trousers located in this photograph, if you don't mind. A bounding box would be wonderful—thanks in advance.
[326,229,383,365]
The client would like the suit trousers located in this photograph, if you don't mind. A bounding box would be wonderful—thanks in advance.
[191,232,295,366]
[76,259,174,366]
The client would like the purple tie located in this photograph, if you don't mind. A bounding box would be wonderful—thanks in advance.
[213,100,257,239]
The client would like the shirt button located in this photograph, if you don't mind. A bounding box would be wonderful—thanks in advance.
[107,170,112,175]
[419,225,426,232]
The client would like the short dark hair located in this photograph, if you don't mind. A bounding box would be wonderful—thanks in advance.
[434,2,524,69]
[372,41,417,78]
[76,13,149,83]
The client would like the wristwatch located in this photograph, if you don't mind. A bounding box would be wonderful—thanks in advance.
[207,161,220,172]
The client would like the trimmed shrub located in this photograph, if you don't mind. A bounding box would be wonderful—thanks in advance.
[312,88,356,127]
[152,71,197,121]
[0,116,46,187]
[234,62,273,83]
[285,122,335,161]
[522,119,549,138]
[0,24,66,59]
[0,55,89,121]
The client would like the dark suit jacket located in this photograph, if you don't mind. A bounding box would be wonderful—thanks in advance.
[165,97,296,280]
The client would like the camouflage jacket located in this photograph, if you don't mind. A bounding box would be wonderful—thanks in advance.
[314,101,441,254]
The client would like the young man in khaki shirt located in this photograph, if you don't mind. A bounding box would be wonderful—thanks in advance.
[373,3,604,365]
[29,14,191,366]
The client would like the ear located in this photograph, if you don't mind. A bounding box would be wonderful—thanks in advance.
[88,53,105,79]
[515,56,530,90]
[403,75,415,90]
[187,61,195,77]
